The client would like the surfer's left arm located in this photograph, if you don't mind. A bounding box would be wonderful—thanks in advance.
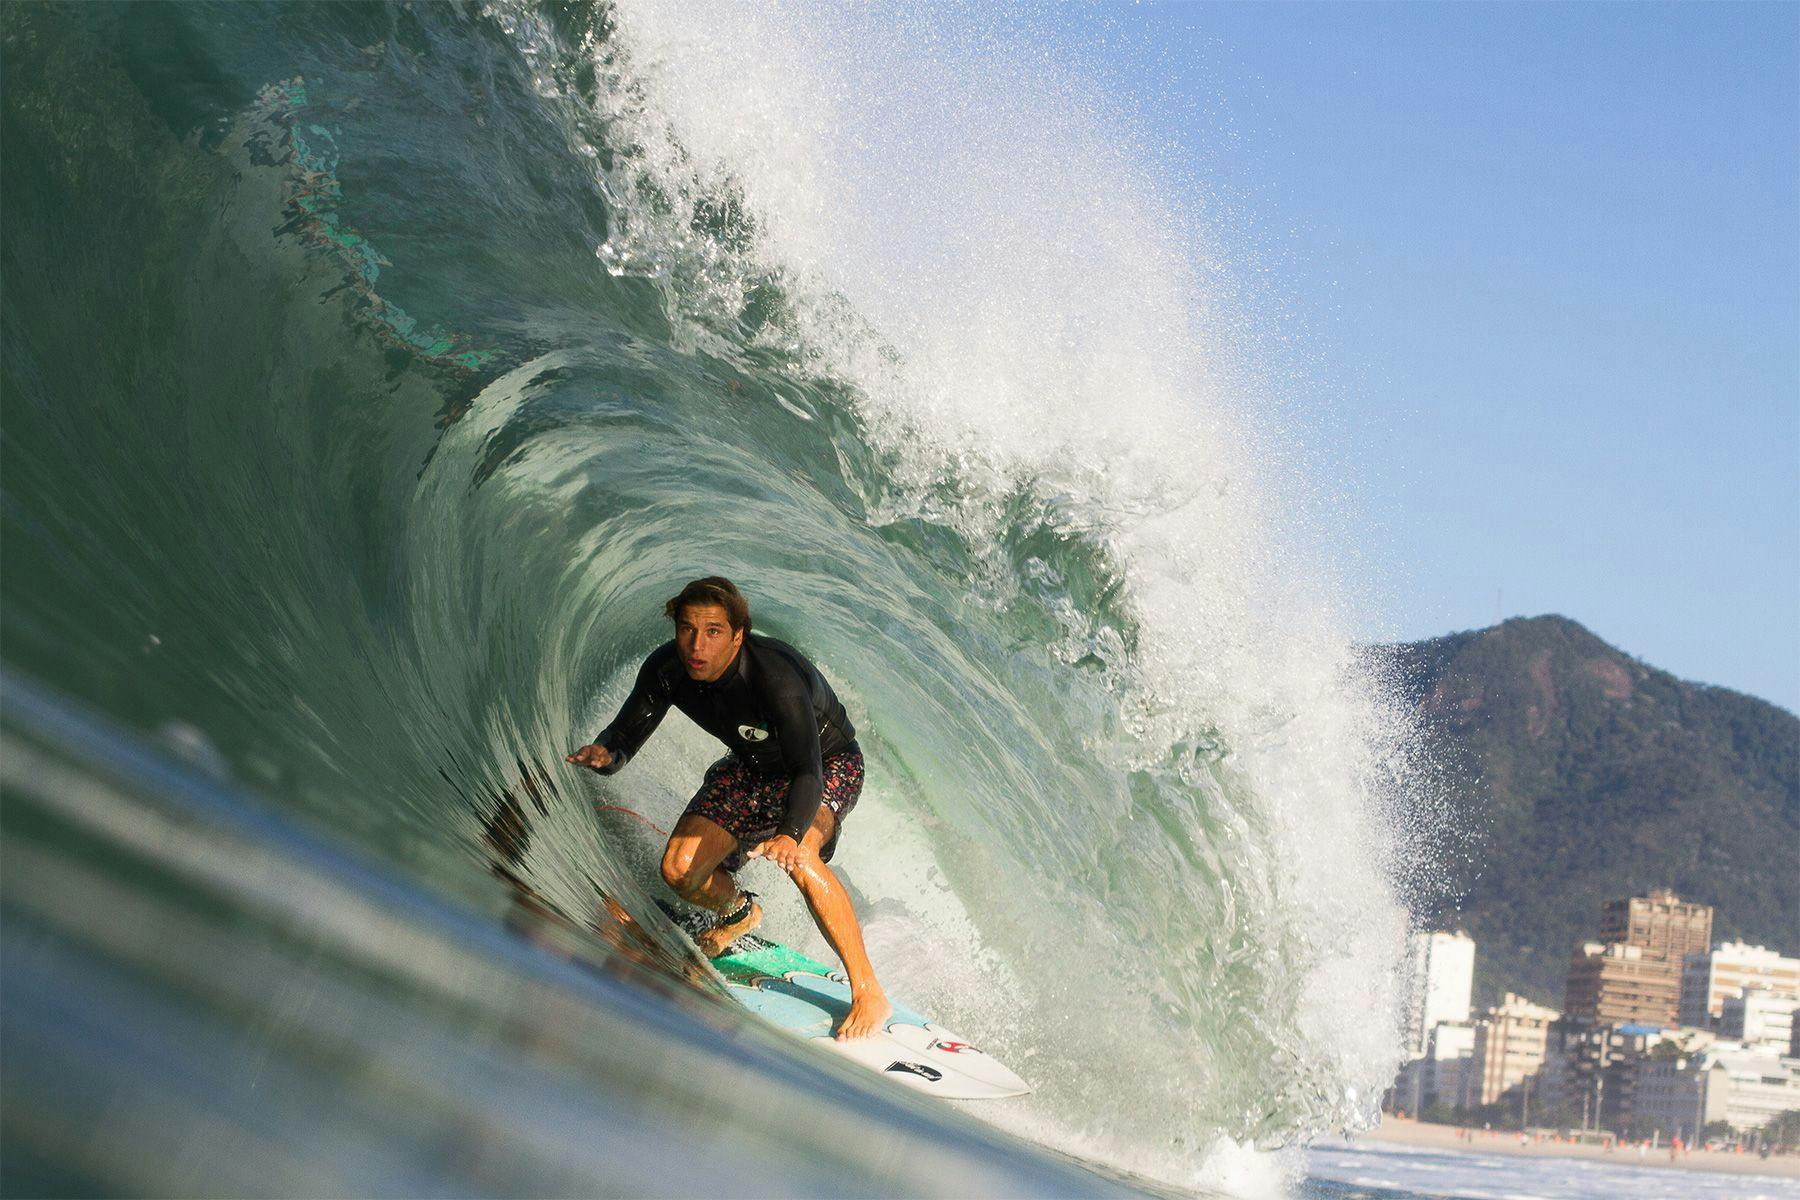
[752,668,825,872]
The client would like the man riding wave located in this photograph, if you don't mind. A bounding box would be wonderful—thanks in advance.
[568,577,892,1040]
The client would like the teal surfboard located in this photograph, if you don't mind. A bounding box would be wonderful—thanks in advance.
[713,935,1031,1101]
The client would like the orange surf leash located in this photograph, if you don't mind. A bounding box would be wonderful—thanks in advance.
[595,802,669,838]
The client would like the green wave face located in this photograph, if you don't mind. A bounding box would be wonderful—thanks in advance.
[2,1,1420,1188]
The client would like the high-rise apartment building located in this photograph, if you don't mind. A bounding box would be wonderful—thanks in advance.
[1566,889,1714,1028]
[1565,942,1684,1026]
[1463,993,1560,1109]
[1599,888,1713,963]
[1405,930,1475,1057]
[1679,942,1800,1028]
[1549,1020,1707,1133]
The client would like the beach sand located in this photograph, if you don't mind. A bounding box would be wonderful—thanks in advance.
[1363,1114,1800,1180]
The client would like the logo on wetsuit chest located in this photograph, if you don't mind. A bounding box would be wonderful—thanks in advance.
[737,724,770,742]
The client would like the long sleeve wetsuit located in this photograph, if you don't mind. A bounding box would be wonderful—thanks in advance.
[591,635,857,842]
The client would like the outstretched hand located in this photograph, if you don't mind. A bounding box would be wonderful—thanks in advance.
[748,833,803,874]
[566,743,613,771]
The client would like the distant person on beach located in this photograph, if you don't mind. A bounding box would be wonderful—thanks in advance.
[566,576,892,1039]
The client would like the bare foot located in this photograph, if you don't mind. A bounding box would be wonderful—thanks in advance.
[834,988,892,1040]
[696,899,761,958]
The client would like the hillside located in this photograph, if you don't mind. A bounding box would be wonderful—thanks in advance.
[1390,615,1799,1010]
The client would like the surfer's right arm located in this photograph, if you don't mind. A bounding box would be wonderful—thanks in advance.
[565,742,614,770]
[568,645,676,774]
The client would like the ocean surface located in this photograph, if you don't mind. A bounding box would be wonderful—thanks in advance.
[2,3,1427,1195]
[1302,1138,1800,1200]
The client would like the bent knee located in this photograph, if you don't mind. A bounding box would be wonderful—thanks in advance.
[661,847,705,893]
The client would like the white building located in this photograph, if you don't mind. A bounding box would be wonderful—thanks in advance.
[1679,942,1800,1028]
[1406,930,1475,1057]
[1427,1022,1476,1112]
[1636,1045,1800,1136]
[1394,1020,1476,1116]
[1721,988,1799,1053]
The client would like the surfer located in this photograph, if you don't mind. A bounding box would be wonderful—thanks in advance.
[567,577,892,1040]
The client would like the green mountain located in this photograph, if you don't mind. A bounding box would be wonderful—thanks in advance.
[1389,615,1799,1011]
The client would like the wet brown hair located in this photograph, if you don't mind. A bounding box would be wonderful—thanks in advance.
[664,576,751,633]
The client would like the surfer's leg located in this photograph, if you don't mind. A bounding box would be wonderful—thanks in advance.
[662,813,746,911]
[662,814,763,955]
[791,809,891,1040]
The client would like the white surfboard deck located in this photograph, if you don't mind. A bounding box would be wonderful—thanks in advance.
[712,934,1030,1101]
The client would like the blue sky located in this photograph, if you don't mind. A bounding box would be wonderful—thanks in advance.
[1033,3,1799,710]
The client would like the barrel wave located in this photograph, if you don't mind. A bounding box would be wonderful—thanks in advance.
[1,2,1424,1193]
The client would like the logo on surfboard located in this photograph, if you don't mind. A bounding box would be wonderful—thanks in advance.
[884,1061,944,1082]
[930,1040,976,1054]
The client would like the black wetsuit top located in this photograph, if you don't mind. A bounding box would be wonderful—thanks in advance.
[592,634,857,842]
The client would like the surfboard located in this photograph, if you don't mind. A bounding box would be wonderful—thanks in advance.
[712,934,1031,1101]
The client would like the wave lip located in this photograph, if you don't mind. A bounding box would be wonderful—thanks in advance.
[543,0,1421,1169]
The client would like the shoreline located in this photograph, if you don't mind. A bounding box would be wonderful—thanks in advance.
[1354,1113,1800,1180]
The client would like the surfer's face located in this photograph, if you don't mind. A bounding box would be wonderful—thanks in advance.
[674,603,743,682]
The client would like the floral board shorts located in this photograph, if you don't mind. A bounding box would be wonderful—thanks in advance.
[683,743,864,874]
